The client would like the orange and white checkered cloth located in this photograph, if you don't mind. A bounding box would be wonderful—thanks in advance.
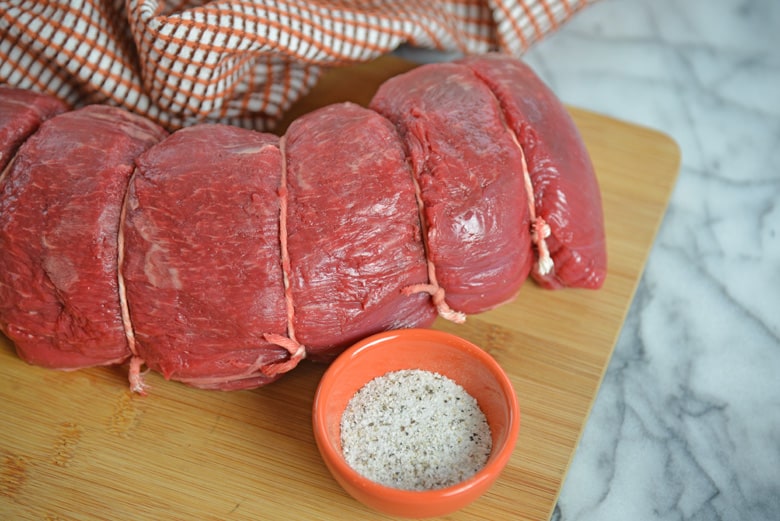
[1,1,594,131]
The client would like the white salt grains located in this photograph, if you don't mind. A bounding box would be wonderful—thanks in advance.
[340,369,492,491]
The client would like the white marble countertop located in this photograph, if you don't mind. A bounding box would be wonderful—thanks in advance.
[518,0,779,519]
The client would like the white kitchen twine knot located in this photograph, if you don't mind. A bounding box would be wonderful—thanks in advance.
[128,356,151,395]
[403,283,467,324]
[533,217,553,275]
[262,333,307,377]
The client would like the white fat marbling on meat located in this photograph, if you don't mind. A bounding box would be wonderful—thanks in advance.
[142,243,183,290]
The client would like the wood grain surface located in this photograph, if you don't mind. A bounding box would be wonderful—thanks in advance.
[0,56,680,520]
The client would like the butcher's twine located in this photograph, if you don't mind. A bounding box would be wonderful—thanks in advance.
[0,0,594,132]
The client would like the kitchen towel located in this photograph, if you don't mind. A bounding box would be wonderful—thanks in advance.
[1,1,594,131]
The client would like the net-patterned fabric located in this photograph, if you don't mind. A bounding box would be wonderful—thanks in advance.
[1,0,595,131]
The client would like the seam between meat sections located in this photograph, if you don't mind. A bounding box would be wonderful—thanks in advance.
[396,125,466,325]
[508,126,553,275]
[0,154,16,187]
[0,145,22,190]
[261,134,306,377]
[117,169,149,395]
[466,67,554,277]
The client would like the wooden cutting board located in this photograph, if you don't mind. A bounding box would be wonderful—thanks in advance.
[0,56,680,520]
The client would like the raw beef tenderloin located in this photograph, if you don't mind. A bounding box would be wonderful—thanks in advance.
[0,86,68,172]
[0,105,167,369]
[120,124,295,391]
[370,63,534,317]
[458,54,607,289]
[284,103,436,360]
[0,54,607,393]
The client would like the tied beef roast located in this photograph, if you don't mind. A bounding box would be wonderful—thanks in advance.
[0,54,607,392]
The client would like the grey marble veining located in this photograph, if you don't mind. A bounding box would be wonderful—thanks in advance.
[518,0,780,519]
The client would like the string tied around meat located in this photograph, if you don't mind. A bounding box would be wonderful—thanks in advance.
[128,356,150,395]
[402,283,466,324]
[514,127,554,277]
[532,217,553,275]
[262,333,307,377]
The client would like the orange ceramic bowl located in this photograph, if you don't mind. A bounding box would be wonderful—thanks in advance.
[312,328,520,518]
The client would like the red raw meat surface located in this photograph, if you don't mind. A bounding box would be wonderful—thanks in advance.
[0,86,68,172]
[121,124,292,390]
[0,105,166,369]
[371,63,534,315]
[0,54,607,392]
[459,54,607,289]
[284,102,436,360]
